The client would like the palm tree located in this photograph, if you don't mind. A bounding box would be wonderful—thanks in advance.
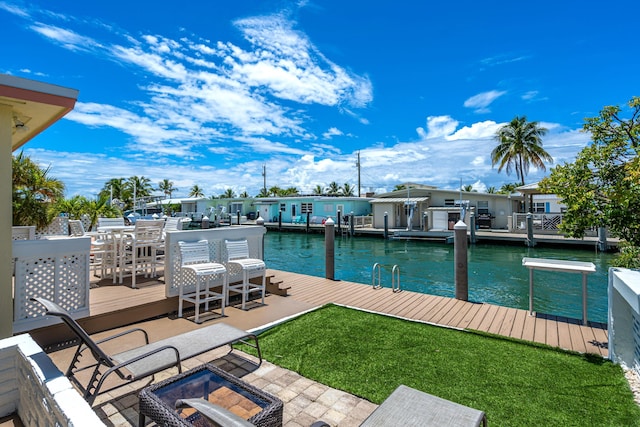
[268,186,282,197]
[12,152,65,228]
[327,182,341,196]
[99,178,126,203]
[157,179,177,199]
[393,184,407,191]
[256,188,269,198]
[189,185,205,198]
[341,183,355,196]
[239,191,249,198]
[498,183,519,194]
[312,185,324,195]
[281,187,298,196]
[492,116,553,185]
[486,186,497,194]
[462,184,476,192]
[222,188,235,198]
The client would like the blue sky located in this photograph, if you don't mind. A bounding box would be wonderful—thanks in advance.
[2,0,638,198]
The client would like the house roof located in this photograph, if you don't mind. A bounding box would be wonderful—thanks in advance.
[1,74,79,151]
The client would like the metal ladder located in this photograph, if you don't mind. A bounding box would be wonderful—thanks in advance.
[372,263,401,292]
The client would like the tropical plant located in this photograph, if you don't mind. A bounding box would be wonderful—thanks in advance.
[393,184,407,191]
[12,152,65,228]
[492,116,552,185]
[327,181,341,196]
[189,184,205,198]
[239,191,249,198]
[157,179,177,199]
[222,188,236,198]
[498,182,519,194]
[462,184,476,192]
[312,185,324,195]
[256,188,269,198]
[539,97,640,264]
[341,183,355,196]
[99,178,127,203]
[268,186,282,197]
[281,187,298,196]
[486,186,497,194]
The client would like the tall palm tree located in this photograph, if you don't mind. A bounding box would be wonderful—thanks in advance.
[498,183,519,194]
[492,116,552,185]
[222,188,235,198]
[281,187,298,196]
[256,188,269,198]
[312,185,324,195]
[486,186,497,194]
[462,184,476,192]
[157,179,177,199]
[189,185,205,198]
[239,191,249,198]
[12,152,65,227]
[123,176,153,210]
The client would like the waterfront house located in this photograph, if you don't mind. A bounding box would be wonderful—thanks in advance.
[370,184,523,231]
[254,195,373,224]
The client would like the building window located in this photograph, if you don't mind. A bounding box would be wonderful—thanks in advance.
[280,203,286,212]
[533,202,545,213]
[444,199,455,206]
[301,203,313,214]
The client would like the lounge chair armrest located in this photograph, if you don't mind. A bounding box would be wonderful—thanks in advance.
[94,327,150,346]
[175,398,254,427]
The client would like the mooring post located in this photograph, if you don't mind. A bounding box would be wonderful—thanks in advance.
[526,212,535,247]
[278,211,282,231]
[337,210,342,235]
[597,227,607,252]
[325,217,335,280]
[306,211,310,233]
[350,211,355,236]
[454,220,468,301]
[383,212,389,239]
[469,212,476,245]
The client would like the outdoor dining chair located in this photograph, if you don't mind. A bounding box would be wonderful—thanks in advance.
[224,239,266,310]
[119,219,165,288]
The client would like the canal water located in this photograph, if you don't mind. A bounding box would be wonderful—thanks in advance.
[264,232,615,323]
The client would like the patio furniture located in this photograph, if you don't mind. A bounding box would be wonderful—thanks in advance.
[138,363,282,427]
[119,219,165,288]
[224,239,266,310]
[31,297,262,405]
[178,240,227,323]
[314,385,487,427]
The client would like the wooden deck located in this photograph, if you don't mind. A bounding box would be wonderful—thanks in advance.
[33,267,608,358]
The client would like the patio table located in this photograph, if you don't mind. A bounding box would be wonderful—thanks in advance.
[138,363,283,427]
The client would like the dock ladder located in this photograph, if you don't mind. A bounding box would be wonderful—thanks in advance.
[372,263,401,292]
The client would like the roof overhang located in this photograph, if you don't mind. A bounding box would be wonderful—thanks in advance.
[0,74,79,151]
[370,197,430,204]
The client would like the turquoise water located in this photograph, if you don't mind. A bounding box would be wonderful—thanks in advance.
[264,232,615,323]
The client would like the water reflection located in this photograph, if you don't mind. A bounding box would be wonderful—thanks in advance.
[264,232,614,323]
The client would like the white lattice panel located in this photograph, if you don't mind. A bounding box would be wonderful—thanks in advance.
[12,237,91,333]
[35,217,69,238]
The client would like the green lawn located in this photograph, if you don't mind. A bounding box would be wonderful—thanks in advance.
[244,304,640,426]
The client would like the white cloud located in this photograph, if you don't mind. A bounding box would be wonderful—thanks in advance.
[322,127,343,139]
[463,90,506,113]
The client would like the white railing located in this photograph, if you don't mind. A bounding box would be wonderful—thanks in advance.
[513,213,563,234]
[352,215,373,228]
[12,237,91,333]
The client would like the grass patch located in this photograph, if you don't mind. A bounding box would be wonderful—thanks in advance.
[244,304,640,426]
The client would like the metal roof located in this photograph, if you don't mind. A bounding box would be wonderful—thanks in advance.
[370,197,429,203]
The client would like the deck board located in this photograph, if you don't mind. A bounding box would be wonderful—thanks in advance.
[84,268,609,357]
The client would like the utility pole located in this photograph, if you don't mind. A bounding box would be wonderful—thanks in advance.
[356,151,361,197]
[262,164,266,196]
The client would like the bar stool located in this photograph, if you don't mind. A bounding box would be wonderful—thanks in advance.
[178,240,227,323]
